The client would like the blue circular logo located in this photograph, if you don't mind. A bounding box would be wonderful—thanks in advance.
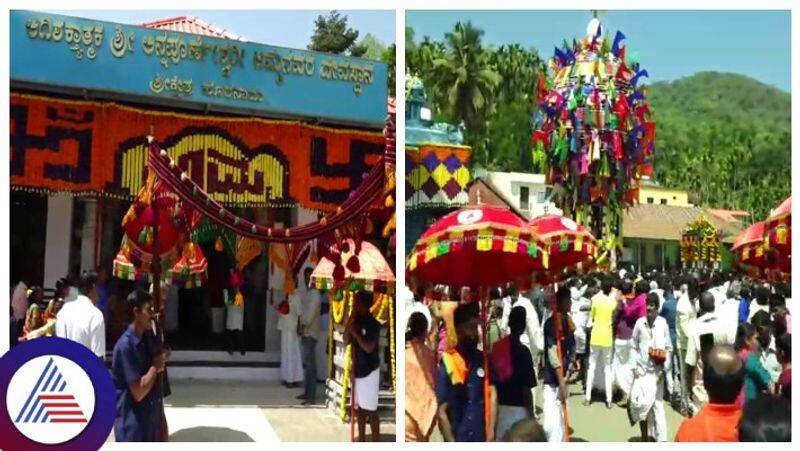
[0,337,115,451]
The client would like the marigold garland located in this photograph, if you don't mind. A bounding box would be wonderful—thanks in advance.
[389,294,396,393]
[10,92,385,212]
[327,306,334,381]
[339,295,355,422]
[680,215,721,264]
[340,343,352,422]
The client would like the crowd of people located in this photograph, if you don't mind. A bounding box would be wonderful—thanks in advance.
[10,269,170,441]
[405,269,792,442]
[9,265,386,442]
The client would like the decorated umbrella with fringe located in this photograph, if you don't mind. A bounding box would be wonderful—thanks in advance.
[732,221,789,281]
[763,196,791,261]
[527,214,597,283]
[407,205,549,287]
[311,239,395,295]
[407,204,548,441]
[310,239,396,437]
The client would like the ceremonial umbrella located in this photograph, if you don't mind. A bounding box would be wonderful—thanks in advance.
[311,239,396,294]
[732,221,766,276]
[407,205,548,287]
[527,214,598,283]
[732,221,788,281]
[764,196,791,261]
[407,205,548,440]
[310,239,396,440]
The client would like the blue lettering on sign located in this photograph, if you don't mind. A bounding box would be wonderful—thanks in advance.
[10,10,388,128]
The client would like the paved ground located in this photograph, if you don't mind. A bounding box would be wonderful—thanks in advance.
[429,381,685,442]
[106,380,395,442]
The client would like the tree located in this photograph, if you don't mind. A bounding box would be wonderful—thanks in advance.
[433,21,500,138]
[308,10,364,56]
[382,44,396,96]
[358,33,387,60]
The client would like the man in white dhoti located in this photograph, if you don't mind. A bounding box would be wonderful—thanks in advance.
[629,293,672,442]
[299,268,321,405]
[278,279,303,387]
[347,291,382,441]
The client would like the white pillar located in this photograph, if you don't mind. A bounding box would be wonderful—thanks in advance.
[80,198,98,273]
[43,195,73,290]
[265,221,285,354]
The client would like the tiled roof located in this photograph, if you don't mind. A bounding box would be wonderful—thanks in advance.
[707,209,749,223]
[140,16,245,41]
[622,203,744,244]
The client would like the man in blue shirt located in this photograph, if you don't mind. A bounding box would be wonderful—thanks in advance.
[435,302,497,441]
[112,289,170,442]
[541,286,574,442]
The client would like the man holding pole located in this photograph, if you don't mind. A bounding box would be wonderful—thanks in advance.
[346,291,381,441]
[541,286,574,442]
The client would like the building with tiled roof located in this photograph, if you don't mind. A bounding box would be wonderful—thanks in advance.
[140,15,246,41]
[621,203,745,271]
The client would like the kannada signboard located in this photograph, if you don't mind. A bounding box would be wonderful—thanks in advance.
[10,10,388,128]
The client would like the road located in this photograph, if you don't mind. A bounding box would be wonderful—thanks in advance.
[428,381,686,442]
[105,380,395,443]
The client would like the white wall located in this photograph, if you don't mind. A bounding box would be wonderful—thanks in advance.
[486,171,561,219]
[79,198,98,273]
[43,195,73,290]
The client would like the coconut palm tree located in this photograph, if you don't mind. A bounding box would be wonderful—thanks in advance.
[433,21,500,137]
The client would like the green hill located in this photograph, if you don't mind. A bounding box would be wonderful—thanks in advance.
[647,72,791,220]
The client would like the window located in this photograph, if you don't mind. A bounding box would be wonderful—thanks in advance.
[519,186,530,210]
[647,197,654,204]
[660,199,667,205]
[537,190,546,203]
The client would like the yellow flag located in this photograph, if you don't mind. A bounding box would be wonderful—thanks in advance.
[477,228,493,251]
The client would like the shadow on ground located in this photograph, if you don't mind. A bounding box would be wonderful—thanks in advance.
[170,427,255,442]
[353,433,396,442]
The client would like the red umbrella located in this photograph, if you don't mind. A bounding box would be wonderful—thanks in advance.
[732,222,789,281]
[407,205,548,441]
[311,239,396,293]
[527,214,597,282]
[407,205,548,288]
[764,196,791,256]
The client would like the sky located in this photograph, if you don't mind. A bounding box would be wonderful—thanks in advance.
[407,10,791,92]
[46,10,396,49]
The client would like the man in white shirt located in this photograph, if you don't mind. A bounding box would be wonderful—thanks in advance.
[298,268,322,405]
[684,292,732,412]
[278,276,303,388]
[499,284,542,418]
[56,273,106,360]
[11,277,29,328]
[629,293,672,442]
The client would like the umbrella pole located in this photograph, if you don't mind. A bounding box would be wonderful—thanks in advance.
[553,309,570,442]
[350,340,357,441]
[480,288,491,441]
[151,181,167,442]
